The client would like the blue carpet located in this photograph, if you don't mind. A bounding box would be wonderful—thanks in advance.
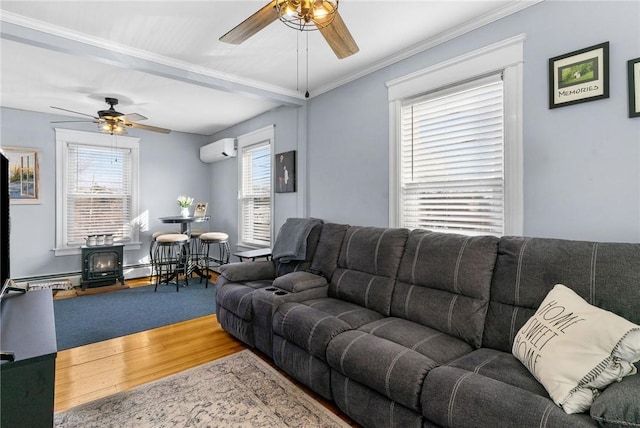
[54,281,216,350]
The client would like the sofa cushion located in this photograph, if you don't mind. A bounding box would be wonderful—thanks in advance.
[327,330,436,412]
[446,348,549,396]
[330,268,397,318]
[272,335,333,400]
[219,261,275,282]
[422,366,597,428]
[309,223,350,279]
[272,271,327,292]
[337,226,408,278]
[360,317,473,364]
[216,280,273,320]
[392,230,498,348]
[331,371,424,428]
[484,237,640,353]
[272,302,352,359]
[512,284,640,414]
[303,297,386,329]
[590,363,640,428]
[329,227,408,316]
[216,306,254,346]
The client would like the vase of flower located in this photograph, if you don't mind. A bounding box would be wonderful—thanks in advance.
[177,195,194,218]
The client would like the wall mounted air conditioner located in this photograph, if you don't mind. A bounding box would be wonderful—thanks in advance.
[199,138,237,163]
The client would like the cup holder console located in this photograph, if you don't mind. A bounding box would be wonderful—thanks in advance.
[262,287,288,296]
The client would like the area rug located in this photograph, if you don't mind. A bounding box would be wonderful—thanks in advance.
[54,281,215,350]
[54,350,349,428]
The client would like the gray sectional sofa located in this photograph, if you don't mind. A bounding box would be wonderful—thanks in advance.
[215,220,640,428]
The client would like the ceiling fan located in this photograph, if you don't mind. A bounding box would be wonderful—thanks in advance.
[51,97,171,135]
[220,0,359,59]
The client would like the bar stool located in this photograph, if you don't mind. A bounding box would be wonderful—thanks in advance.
[149,230,179,281]
[189,229,206,264]
[198,232,230,284]
[153,233,190,292]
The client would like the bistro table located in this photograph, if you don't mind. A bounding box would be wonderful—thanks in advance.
[158,215,210,282]
[158,215,210,236]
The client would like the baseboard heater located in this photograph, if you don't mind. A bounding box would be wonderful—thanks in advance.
[13,263,153,288]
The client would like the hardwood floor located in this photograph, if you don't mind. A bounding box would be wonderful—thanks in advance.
[54,276,356,426]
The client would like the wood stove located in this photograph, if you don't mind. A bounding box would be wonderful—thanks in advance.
[81,244,125,289]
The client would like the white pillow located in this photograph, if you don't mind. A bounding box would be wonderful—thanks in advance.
[512,284,640,414]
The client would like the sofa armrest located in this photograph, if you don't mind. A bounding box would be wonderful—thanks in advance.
[218,261,276,282]
[272,271,328,293]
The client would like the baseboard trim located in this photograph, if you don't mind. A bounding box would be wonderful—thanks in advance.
[13,264,153,287]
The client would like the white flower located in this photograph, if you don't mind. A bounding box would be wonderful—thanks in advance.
[177,195,194,207]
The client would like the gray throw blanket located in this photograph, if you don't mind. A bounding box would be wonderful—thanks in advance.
[272,218,323,262]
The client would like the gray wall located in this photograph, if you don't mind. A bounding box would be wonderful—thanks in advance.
[306,0,640,242]
[208,106,304,251]
[2,107,210,278]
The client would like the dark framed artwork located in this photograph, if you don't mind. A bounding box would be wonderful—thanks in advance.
[275,150,296,193]
[628,57,640,118]
[549,42,609,109]
[3,147,40,204]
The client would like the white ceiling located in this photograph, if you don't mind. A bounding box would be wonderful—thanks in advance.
[0,1,539,136]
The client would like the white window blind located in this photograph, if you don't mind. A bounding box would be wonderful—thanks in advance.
[65,144,133,245]
[240,141,271,246]
[400,74,505,235]
[55,129,140,255]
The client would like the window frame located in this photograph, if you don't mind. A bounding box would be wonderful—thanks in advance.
[54,128,140,256]
[388,34,524,236]
[236,125,274,249]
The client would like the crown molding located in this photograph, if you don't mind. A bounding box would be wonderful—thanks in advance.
[310,0,543,98]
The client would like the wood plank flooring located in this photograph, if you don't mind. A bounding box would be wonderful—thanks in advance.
[54,276,356,426]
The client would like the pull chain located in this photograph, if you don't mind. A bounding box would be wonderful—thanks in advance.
[305,32,309,98]
[296,31,300,92]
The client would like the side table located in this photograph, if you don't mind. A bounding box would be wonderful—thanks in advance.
[233,248,272,262]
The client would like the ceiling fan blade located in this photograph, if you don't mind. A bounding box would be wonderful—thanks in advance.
[51,106,99,119]
[317,10,359,59]
[120,113,147,122]
[127,122,171,134]
[50,120,98,124]
[219,0,282,44]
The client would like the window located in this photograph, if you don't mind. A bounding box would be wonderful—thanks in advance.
[55,129,140,255]
[237,125,274,247]
[400,75,504,234]
[388,35,524,236]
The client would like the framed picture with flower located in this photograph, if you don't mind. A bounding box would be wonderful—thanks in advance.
[548,42,609,109]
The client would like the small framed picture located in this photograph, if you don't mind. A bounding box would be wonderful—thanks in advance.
[549,42,609,109]
[275,150,296,193]
[628,57,640,118]
[2,147,41,204]
[194,203,208,217]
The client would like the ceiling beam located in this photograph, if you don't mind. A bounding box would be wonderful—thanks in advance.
[0,15,306,108]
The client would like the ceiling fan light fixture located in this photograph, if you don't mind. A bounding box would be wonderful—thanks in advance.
[99,121,126,135]
[276,0,338,31]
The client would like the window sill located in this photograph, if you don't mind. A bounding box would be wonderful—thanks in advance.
[53,242,142,257]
